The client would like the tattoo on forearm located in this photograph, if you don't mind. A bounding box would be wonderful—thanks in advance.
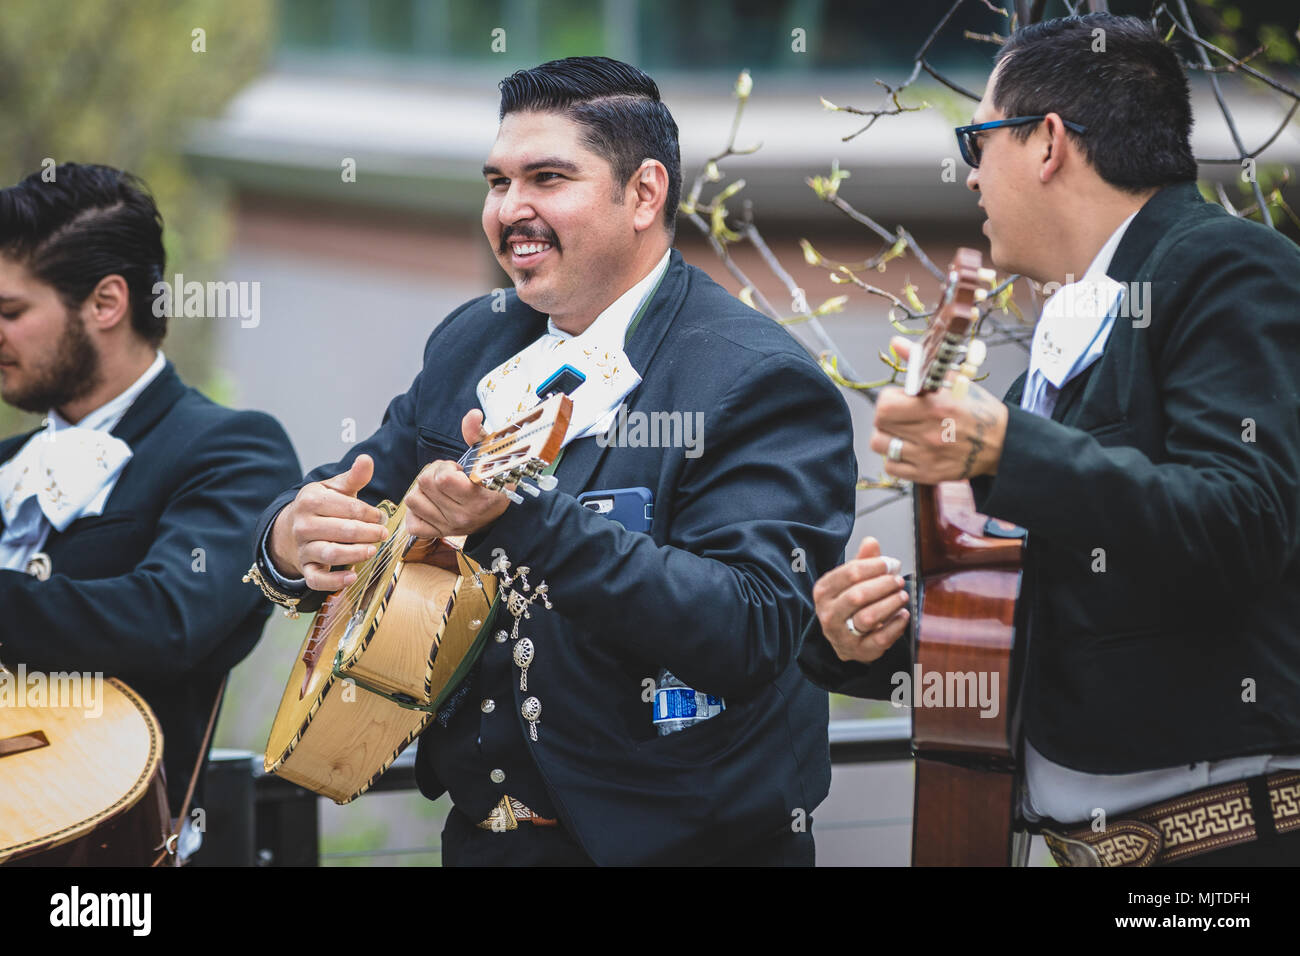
[960,424,985,479]
[960,390,998,480]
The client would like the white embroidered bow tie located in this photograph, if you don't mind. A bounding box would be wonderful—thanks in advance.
[1029,276,1126,389]
[0,426,133,535]
[477,334,642,444]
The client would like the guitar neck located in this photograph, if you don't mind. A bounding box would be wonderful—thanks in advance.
[905,325,972,397]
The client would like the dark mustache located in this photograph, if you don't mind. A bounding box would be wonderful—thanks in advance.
[500,227,560,256]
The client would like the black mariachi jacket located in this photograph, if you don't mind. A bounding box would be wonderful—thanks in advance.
[801,182,1300,774]
[0,363,301,808]
[253,249,858,865]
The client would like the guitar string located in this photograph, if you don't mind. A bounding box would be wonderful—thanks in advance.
[322,465,488,632]
[316,530,404,636]
[314,414,557,631]
[318,522,415,638]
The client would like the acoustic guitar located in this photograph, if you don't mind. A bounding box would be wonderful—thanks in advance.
[0,676,171,866]
[264,393,572,803]
[903,249,1029,866]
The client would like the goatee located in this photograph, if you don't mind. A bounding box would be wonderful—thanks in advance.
[2,310,102,414]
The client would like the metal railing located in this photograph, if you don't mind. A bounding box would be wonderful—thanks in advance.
[193,717,913,866]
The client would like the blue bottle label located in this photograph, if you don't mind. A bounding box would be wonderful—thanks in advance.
[653,687,699,722]
[652,687,726,723]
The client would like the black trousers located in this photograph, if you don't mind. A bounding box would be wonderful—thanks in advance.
[440,807,816,866]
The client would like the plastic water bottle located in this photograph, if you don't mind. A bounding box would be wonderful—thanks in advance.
[653,669,725,736]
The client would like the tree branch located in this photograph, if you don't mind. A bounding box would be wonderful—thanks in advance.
[1171,0,1273,226]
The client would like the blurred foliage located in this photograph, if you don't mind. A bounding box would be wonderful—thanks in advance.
[318,817,394,867]
[1196,0,1299,66]
[830,693,900,721]
[0,0,272,438]
[319,792,451,867]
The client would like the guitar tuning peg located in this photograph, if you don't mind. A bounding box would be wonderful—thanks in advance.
[536,475,558,491]
[519,482,541,498]
[504,489,524,505]
[954,340,987,398]
[977,267,997,286]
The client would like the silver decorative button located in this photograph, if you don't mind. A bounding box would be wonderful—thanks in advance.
[489,768,505,784]
[521,696,542,741]
[469,619,482,629]
[480,699,495,714]
[494,629,508,643]
[512,637,534,669]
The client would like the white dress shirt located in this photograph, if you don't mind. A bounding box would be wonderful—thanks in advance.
[1018,220,1300,821]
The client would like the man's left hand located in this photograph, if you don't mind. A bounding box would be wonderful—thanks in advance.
[404,409,511,538]
[869,337,1008,483]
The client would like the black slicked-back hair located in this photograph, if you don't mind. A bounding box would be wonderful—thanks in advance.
[995,14,1198,192]
[0,163,167,346]
[498,56,681,233]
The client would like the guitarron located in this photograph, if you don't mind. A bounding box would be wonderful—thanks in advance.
[903,248,1028,866]
[1,676,171,865]
[264,393,572,803]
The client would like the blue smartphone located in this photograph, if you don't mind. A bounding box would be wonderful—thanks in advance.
[576,487,653,533]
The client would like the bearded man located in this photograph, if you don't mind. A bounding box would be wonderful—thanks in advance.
[0,163,300,861]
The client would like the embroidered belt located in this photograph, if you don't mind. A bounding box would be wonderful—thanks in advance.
[477,795,559,832]
[1042,771,1300,867]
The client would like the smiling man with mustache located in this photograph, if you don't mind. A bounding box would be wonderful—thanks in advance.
[250,56,857,866]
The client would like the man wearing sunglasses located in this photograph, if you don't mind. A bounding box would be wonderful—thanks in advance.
[802,13,1300,866]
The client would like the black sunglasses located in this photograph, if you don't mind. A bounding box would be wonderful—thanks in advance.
[955,116,1089,169]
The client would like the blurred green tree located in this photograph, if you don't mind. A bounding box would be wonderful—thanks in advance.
[0,0,272,437]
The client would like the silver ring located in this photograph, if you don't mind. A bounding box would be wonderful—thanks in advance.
[845,616,862,636]
[886,436,904,462]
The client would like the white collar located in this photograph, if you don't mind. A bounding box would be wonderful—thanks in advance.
[544,249,672,345]
[1020,212,1139,414]
[48,351,166,435]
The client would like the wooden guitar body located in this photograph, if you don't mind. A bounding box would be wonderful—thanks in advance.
[264,523,497,804]
[904,248,1027,865]
[911,481,1024,866]
[1,677,170,866]
[263,392,570,804]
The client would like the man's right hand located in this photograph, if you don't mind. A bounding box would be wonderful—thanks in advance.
[268,454,390,592]
[812,536,910,664]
